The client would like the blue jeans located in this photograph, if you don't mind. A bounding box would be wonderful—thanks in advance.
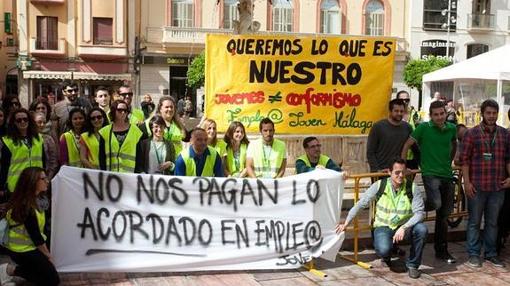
[373,223,428,268]
[422,175,454,253]
[466,189,505,258]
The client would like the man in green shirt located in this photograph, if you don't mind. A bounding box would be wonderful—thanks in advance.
[295,137,341,174]
[401,100,457,264]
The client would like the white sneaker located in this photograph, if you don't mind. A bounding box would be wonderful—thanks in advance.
[0,263,15,286]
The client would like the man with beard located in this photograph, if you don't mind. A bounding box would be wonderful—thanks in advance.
[367,99,412,173]
[459,99,510,268]
[246,118,287,179]
[52,80,92,136]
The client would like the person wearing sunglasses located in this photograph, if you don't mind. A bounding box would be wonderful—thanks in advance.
[98,100,143,173]
[117,85,144,125]
[51,80,92,137]
[0,109,46,199]
[1,94,22,122]
[295,136,342,174]
[80,108,108,169]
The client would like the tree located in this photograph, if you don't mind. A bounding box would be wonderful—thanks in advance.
[187,51,205,89]
[403,56,451,108]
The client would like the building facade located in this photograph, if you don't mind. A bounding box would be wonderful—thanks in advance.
[16,0,135,107]
[0,0,17,99]
[139,0,410,117]
[410,0,510,101]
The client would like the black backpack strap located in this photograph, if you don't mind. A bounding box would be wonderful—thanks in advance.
[375,177,388,203]
[405,179,414,202]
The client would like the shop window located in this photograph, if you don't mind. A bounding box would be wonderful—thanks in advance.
[320,0,341,34]
[36,16,58,50]
[93,17,113,45]
[172,0,194,28]
[467,43,489,58]
[365,0,384,36]
[223,0,238,29]
[273,0,293,32]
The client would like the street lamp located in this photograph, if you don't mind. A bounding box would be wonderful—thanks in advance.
[441,0,457,60]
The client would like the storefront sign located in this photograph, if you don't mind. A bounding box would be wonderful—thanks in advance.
[420,39,455,61]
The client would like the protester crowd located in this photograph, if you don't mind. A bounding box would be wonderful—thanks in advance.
[0,80,507,284]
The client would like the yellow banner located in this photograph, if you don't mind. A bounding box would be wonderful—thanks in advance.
[205,34,396,135]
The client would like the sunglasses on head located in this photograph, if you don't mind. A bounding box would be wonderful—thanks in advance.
[15,117,29,123]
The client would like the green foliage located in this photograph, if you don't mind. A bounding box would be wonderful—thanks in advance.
[187,51,205,89]
[403,56,451,91]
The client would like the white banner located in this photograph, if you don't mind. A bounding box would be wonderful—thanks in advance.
[51,167,345,272]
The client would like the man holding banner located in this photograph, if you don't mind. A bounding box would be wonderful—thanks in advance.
[336,158,427,279]
[246,118,287,179]
[174,128,224,177]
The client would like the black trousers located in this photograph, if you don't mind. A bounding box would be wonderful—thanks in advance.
[8,248,60,286]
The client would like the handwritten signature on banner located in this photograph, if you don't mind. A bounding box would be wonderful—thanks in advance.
[205,35,395,135]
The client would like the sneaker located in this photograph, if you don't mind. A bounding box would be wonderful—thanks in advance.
[381,257,392,267]
[467,256,482,268]
[486,256,505,268]
[408,267,421,279]
[435,252,456,264]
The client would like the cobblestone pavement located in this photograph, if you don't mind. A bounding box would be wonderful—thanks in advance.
[3,240,510,285]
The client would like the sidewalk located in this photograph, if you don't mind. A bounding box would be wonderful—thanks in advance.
[1,240,507,286]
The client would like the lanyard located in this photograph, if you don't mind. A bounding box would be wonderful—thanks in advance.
[262,144,272,171]
[480,125,497,152]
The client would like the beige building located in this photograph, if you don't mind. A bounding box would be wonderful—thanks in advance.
[0,0,17,99]
[16,0,136,107]
[139,0,410,116]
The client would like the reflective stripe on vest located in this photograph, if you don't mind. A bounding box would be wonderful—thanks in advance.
[180,146,218,177]
[99,124,143,173]
[373,179,414,230]
[296,154,330,168]
[6,209,46,253]
[63,131,83,167]
[81,133,100,169]
[251,139,286,178]
[2,136,44,192]
[226,143,247,176]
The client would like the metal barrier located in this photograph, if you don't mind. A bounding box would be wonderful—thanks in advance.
[340,169,467,269]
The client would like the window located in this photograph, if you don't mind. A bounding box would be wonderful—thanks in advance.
[365,0,384,36]
[273,0,293,32]
[172,0,194,28]
[93,17,113,45]
[36,16,58,50]
[320,0,341,34]
[423,0,457,31]
[223,0,238,29]
[467,43,488,58]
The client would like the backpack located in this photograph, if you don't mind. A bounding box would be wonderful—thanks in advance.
[375,177,414,203]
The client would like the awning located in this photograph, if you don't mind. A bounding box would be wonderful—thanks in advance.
[23,71,131,81]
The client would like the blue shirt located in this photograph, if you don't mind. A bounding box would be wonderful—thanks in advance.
[175,146,224,177]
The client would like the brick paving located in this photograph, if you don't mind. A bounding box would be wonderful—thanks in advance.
[3,239,510,285]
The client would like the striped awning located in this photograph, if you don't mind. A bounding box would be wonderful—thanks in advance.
[23,71,131,81]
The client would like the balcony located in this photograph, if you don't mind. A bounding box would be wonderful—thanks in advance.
[31,0,65,4]
[30,38,66,57]
[77,44,127,59]
[146,27,232,46]
[467,13,495,31]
